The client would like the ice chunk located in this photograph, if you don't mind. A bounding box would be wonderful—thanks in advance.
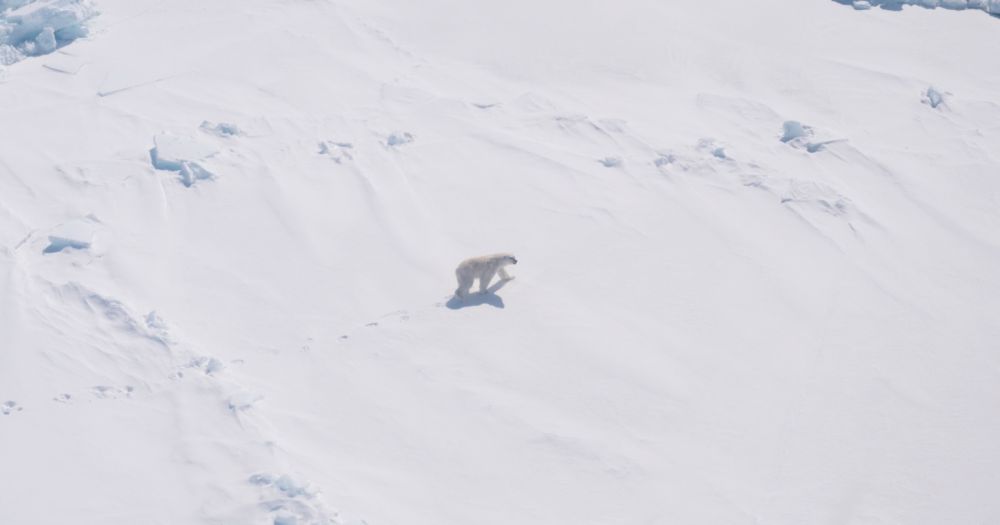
[318,140,353,163]
[1,1,36,10]
[598,156,623,168]
[185,356,225,375]
[0,0,98,63]
[31,25,54,53]
[654,153,676,167]
[274,475,313,498]
[779,120,842,153]
[924,86,945,108]
[386,131,414,147]
[149,133,218,186]
[199,120,241,137]
[43,217,98,254]
[781,121,811,143]
[0,45,21,66]
[150,133,218,171]
[248,473,276,486]
[697,138,729,160]
[178,161,214,187]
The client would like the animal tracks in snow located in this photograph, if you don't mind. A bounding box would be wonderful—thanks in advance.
[337,309,412,341]
[90,385,135,400]
[2,400,23,415]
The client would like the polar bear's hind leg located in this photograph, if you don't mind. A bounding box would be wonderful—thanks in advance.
[456,270,473,298]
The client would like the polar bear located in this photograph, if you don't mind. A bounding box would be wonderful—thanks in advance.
[454,253,517,298]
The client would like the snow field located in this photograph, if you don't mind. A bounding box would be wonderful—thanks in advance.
[1,0,999,524]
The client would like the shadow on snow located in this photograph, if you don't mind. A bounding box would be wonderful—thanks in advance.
[445,278,513,310]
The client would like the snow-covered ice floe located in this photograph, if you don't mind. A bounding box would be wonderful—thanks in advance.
[0,0,97,65]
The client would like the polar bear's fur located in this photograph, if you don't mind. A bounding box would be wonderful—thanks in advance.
[454,253,517,298]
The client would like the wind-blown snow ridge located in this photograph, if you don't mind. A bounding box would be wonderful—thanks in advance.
[56,281,172,348]
[836,0,1000,15]
[0,0,97,65]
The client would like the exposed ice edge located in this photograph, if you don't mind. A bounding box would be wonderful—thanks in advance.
[150,133,219,187]
[837,0,1000,15]
[43,215,100,254]
[0,0,97,65]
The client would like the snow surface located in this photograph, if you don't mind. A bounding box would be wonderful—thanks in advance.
[2,0,1000,524]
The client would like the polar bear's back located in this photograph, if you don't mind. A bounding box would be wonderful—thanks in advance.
[456,253,514,272]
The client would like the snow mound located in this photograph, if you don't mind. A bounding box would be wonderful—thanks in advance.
[780,180,858,218]
[924,86,946,108]
[697,137,729,159]
[249,473,339,525]
[60,282,173,348]
[1,400,22,415]
[318,141,353,163]
[385,131,414,147]
[653,152,677,167]
[0,0,97,65]
[185,356,225,375]
[150,133,219,187]
[226,390,262,413]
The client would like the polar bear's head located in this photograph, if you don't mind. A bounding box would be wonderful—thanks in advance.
[502,254,518,265]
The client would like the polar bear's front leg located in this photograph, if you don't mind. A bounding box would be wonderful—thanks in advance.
[498,268,512,281]
[479,270,496,293]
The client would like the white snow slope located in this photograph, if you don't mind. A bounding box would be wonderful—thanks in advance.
[2,1,1000,524]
